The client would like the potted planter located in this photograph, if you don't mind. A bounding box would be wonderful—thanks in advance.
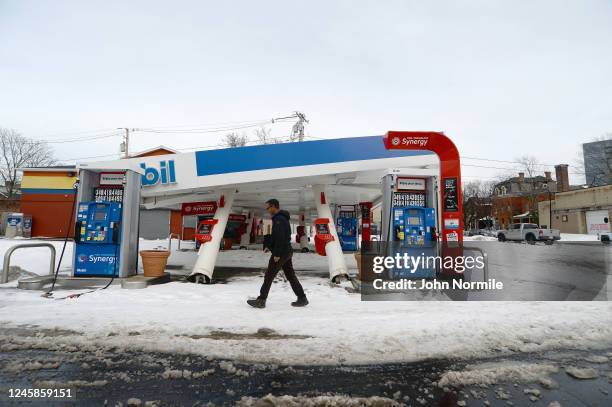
[140,250,170,277]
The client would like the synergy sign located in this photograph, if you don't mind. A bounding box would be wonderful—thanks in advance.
[388,134,429,148]
[181,201,218,216]
[140,160,176,186]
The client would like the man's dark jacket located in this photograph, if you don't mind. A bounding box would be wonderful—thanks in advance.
[269,209,292,257]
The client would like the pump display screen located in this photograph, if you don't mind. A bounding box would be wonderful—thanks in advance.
[393,192,426,208]
[407,216,421,225]
[198,224,212,234]
[316,223,330,234]
[94,209,107,221]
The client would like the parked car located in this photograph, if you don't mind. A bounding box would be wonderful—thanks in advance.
[599,232,611,245]
[497,223,560,244]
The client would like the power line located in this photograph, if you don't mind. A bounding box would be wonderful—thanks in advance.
[30,128,118,139]
[59,140,586,177]
[58,134,321,162]
[462,163,585,175]
[461,156,568,168]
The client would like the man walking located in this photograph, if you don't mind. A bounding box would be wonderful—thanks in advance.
[247,199,308,308]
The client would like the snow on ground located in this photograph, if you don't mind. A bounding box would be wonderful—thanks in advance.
[465,233,603,242]
[1,238,612,366]
[437,361,559,388]
[560,233,600,241]
[463,235,497,241]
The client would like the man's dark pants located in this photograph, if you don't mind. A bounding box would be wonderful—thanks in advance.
[259,252,306,300]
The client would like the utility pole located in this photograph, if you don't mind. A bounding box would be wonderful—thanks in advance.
[292,111,308,141]
[272,111,309,142]
[117,128,131,159]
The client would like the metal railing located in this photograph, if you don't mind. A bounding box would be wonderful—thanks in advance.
[1,243,57,284]
[167,233,181,252]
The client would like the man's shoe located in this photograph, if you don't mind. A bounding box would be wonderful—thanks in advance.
[291,297,309,307]
[247,298,266,308]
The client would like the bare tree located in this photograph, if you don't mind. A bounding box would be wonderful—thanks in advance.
[222,132,248,148]
[254,126,274,144]
[463,180,495,229]
[0,128,56,199]
[515,155,540,179]
[515,155,545,223]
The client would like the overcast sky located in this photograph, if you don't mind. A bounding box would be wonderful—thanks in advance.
[1,0,611,183]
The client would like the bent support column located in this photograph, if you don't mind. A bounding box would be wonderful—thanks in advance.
[190,189,235,283]
[313,184,349,282]
[240,211,253,248]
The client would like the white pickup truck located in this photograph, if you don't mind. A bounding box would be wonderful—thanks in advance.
[497,223,561,244]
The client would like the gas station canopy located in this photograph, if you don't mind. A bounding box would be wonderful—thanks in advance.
[81,135,440,217]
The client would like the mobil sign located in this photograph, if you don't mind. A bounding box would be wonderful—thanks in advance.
[140,160,176,186]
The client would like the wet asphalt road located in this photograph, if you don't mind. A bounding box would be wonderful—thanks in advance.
[1,338,611,406]
[467,240,612,300]
[362,240,612,301]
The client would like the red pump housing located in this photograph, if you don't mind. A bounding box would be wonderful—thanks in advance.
[313,218,335,256]
[195,218,219,244]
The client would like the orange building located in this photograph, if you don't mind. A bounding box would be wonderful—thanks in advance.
[19,146,185,239]
[20,166,79,237]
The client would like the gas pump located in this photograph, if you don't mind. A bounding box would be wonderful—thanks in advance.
[313,218,335,256]
[70,168,140,279]
[74,202,122,277]
[336,208,358,251]
[195,218,219,246]
[383,174,439,279]
[391,206,437,278]
[393,207,435,245]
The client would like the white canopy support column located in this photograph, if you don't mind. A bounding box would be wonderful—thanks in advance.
[189,189,235,283]
[298,212,309,251]
[239,211,253,249]
[312,184,349,282]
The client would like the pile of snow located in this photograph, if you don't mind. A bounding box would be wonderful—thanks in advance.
[560,233,599,242]
[0,238,74,279]
[438,362,559,388]
[3,360,61,373]
[464,235,497,241]
[235,394,403,407]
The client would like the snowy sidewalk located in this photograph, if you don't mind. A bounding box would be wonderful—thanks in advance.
[1,238,612,366]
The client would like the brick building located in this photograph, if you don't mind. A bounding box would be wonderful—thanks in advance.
[492,165,569,228]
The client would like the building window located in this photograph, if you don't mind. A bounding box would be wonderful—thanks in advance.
[562,215,568,222]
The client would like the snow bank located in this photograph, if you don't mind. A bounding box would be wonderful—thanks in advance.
[560,233,599,242]
[1,238,612,366]
[235,394,402,407]
[464,235,497,242]
[438,362,558,388]
[0,238,74,278]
